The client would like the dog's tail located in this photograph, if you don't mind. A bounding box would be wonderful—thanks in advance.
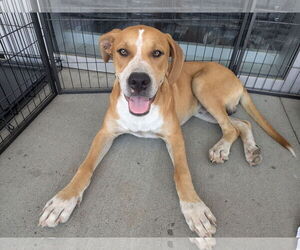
[240,88,296,157]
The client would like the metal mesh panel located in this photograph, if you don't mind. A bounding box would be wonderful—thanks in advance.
[238,13,300,96]
[46,13,300,98]
[47,13,244,93]
[0,12,299,153]
[0,13,56,153]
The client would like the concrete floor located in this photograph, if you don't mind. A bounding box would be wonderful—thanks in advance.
[0,93,299,238]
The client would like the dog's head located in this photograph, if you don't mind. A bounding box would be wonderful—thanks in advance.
[99,25,184,116]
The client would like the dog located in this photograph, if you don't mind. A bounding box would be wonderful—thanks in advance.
[39,25,295,237]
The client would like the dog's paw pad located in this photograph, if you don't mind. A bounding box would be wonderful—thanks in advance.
[245,145,262,166]
[39,194,81,228]
[209,139,231,164]
[180,201,217,238]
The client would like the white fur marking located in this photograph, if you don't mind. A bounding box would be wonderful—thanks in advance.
[118,29,157,97]
[165,142,174,164]
[180,200,217,237]
[115,29,163,137]
[93,139,113,170]
[287,146,296,157]
[116,95,163,137]
[39,193,82,227]
[209,138,231,163]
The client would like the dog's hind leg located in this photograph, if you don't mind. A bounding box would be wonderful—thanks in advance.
[230,118,262,166]
[194,98,239,163]
[194,106,218,124]
[192,83,241,164]
[206,106,239,163]
[191,63,247,163]
[194,106,262,165]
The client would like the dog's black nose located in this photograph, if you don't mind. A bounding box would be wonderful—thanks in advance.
[128,72,151,93]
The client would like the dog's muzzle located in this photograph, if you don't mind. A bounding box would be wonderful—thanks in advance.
[125,72,155,116]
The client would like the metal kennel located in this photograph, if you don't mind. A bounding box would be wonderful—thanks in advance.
[0,12,58,153]
[0,11,300,153]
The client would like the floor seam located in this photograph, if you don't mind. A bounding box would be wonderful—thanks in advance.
[279,97,300,145]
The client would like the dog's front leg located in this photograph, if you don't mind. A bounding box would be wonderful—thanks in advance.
[39,126,117,227]
[164,126,217,238]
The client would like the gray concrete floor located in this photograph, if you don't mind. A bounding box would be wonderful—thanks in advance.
[0,93,299,238]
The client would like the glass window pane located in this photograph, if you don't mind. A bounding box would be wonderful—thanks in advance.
[238,13,300,79]
[50,13,244,68]
[49,12,300,82]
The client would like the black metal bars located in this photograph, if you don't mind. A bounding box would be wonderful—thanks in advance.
[0,12,57,154]
[44,13,299,97]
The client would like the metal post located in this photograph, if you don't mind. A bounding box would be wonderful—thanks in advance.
[229,12,250,74]
[234,12,257,75]
[31,12,61,94]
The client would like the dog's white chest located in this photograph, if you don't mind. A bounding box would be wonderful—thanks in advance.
[116,95,163,138]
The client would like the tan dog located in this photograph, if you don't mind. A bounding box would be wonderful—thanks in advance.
[39,25,295,237]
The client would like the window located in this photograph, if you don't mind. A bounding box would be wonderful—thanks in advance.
[48,13,300,94]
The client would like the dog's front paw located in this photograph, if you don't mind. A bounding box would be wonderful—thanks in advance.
[39,191,82,228]
[209,139,231,163]
[180,201,216,237]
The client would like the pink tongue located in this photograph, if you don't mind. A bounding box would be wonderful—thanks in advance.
[128,96,151,115]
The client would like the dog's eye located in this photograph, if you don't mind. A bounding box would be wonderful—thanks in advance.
[118,48,128,57]
[152,50,163,58]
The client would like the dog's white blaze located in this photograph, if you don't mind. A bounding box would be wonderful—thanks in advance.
[116,29,163,137]
[135,29,144,61]
[118,29,156,97]
[119,29,145,90]
[116,94,163,137]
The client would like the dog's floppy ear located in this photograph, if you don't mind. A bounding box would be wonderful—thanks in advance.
[166,34,184,84]
[99,29,121,62]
